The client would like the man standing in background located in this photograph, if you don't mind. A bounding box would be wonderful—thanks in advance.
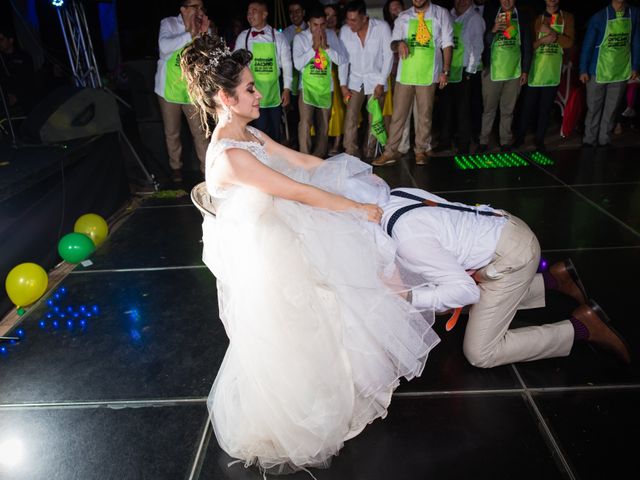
[154,0,211,183]
[235,1,293,142]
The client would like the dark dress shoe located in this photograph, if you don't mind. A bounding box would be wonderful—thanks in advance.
[572,301,631,364]
[549,259,588,304]
[170,168,183,183]
[598,143,612,148]
[534,140,547,152]
[433,143,452,154]
[457,144,470,155]
[581,142,596,148]
[500,144,513,152]
[475,144,488,154]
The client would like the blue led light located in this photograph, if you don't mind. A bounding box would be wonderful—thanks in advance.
[0,346,7,354]
[39,320,46,328]
[52,0,65,7]
[66,320,73,328]
[80,320,87,328]
[16,329,24,337]
[47,299,54,307]
[52,320,59,328]
[60,287,66,294]
[91,305,99,314]
[79,305,86,312]
[53,306,60,312]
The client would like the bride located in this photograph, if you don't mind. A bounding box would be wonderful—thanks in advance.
[181,35,439,476]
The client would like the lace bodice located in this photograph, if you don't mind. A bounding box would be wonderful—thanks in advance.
[206,126,269,198]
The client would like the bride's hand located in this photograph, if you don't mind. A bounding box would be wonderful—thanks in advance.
[358,203,383,223]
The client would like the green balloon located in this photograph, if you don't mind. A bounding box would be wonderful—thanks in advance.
[58,232,96,263]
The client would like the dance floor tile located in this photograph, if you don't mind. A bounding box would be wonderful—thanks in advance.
[198,395,564,479]
[513,249,640,388]
[81,205,204,270]
[533,390,640,480]
[396,316,521,393]
[406,155,561,193]
[0,404,207,480]
[531,146,640,186]
[0,269,224,404]
[573,184,640,232]
[441,188,640,249]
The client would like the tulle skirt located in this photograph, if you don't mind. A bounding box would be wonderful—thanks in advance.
[202,155,439,475]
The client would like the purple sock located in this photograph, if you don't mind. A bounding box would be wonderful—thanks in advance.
[570,316,590,341]
[542,270,558,291]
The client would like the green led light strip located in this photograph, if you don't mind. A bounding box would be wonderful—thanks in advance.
[453,151,555,169]
[454,153,528,170]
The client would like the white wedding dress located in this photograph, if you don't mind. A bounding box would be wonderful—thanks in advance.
[201,127,439,475]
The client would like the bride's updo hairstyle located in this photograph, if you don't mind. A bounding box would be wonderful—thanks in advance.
[180,34,253,136]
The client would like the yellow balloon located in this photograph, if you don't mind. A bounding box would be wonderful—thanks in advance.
[5,263,49,308]
[74,213,109,247]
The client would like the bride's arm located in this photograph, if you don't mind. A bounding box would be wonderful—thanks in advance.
[214,148,382,222]
[258,131,324,169]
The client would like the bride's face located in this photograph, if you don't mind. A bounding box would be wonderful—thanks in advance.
[228,67,262,121]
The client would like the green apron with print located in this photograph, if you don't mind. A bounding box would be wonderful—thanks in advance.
[302,49,332,108]
[164,45,192,104]
[596,13,632,83]
[490,12,521,81]
[400,18,436,85]
[251,42,282,107]
[529,18,564,87]
[449,21,465,83]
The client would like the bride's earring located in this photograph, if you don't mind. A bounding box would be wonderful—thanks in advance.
[222,104,233,123]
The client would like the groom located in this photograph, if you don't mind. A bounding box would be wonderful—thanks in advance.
[379,186,631,368]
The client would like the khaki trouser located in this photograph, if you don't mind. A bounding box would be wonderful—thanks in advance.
[343,88,384,157]
[298,89,331,157]
[583,78,626,146]
[385,82,436,154]
[157,95,209,173]
[463,214,574,368]
[479,71,521,146]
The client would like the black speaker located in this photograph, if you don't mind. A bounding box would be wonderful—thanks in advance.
[23,86,121,144]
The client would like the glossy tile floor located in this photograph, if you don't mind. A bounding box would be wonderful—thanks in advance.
[1,146,639,479]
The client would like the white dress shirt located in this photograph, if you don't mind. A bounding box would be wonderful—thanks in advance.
[154,15,193,99]
[381,188,507,312]
[283,23,307,45]
[450,6,485,73]
[292,28,348,92]
[234,26,293,90]
[391,5,455,84]
[338,18,393,94]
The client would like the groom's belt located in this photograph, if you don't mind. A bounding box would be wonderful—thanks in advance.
[385,190,504,236]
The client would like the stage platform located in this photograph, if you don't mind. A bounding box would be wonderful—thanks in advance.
[0,146,638,479]
[0,133,131,316]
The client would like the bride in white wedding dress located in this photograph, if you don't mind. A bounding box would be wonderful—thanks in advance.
[181,35,439,476]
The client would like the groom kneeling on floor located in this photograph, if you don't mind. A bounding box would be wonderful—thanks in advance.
[380,187,631,367]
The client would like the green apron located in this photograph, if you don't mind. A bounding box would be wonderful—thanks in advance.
[302,49,332,109]
[400,18,436,85]
[164,44,192,104]
[490,9,521,81]
[449,21,465,83]
[528,14,565,87]
[366,96,387,146]
[596,11,632,84]
[250,39,282,108]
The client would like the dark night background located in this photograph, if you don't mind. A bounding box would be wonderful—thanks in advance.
[1,0,635,85]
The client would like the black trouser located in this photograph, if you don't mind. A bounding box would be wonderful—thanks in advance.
[252,105,282,142]
[439,72,474,149]
[516,85,558,144]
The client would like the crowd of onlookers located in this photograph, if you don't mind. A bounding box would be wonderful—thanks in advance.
[155,0,637,180]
